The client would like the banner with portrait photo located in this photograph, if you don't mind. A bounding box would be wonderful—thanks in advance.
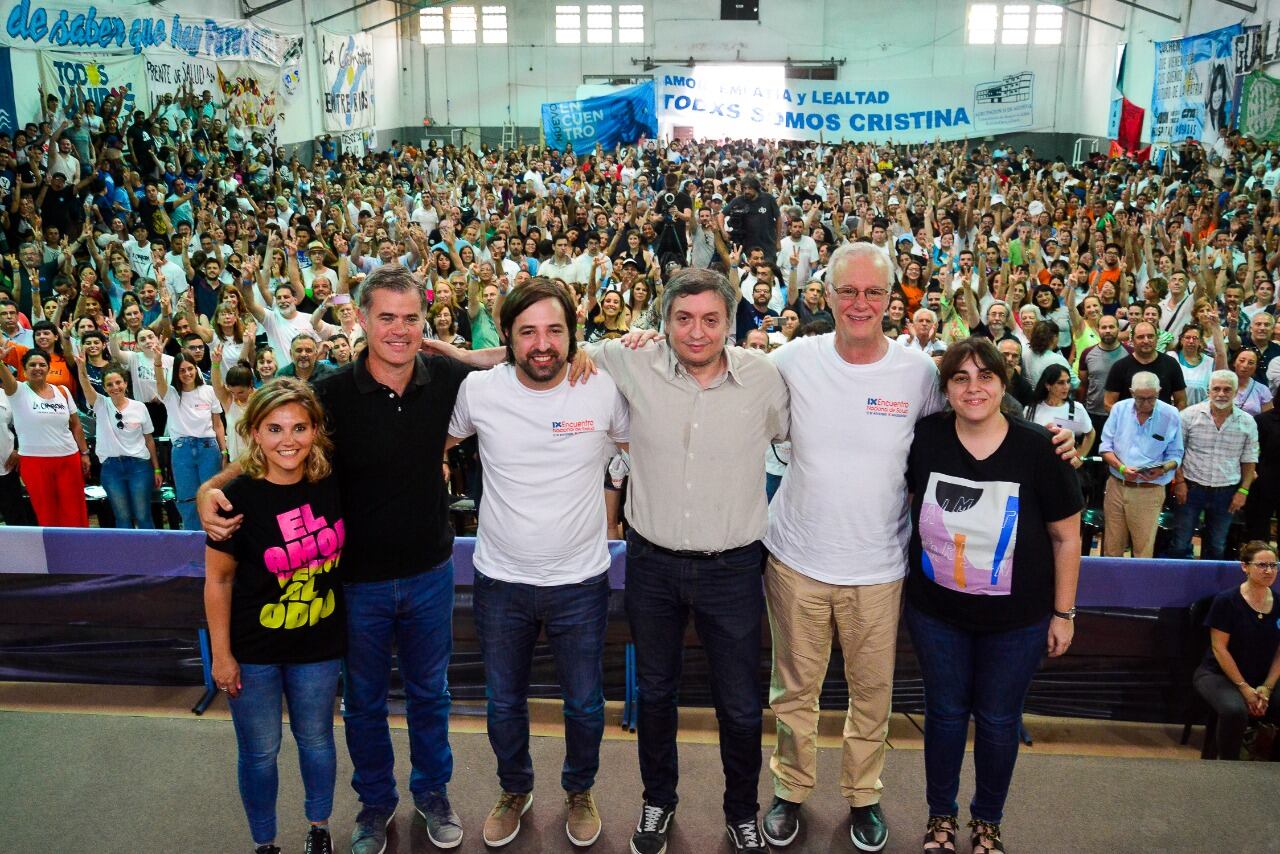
[217,61,278,133]
[39,49,146,117]
[1150,25,1243,151]
[319,30,374,131]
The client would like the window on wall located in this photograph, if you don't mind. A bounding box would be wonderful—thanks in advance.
[967,3,1062,46]
[419,5,508,45]
[555,3,645,44]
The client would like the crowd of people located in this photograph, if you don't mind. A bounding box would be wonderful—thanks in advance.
[0,83,1278,854]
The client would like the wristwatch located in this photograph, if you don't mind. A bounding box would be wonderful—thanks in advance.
[1053,607,1077,620]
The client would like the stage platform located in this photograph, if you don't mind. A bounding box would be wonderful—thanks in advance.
[0,689,1271,853]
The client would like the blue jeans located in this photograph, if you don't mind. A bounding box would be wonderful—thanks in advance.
[99,456,155,529]
[228,659,342,845]
[1168,482,1237,560]
[170,436,222,531]
[343,559,454,809]
[904,605,1048,823]
[624,531,765,822]
[472,569,609,793]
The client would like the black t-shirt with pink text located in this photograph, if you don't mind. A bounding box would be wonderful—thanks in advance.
[207,475,345,664]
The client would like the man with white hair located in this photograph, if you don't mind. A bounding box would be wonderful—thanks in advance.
[1168,370,1259,560]
[1099,371,1185,558]
[762,242,941,851]
[896,307,947,357]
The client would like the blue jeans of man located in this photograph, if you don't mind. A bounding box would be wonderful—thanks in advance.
[99,456,155,529]
[1168,481,1237,560]
[170,436,222,531]
[624,531,765,823]
[228,659,342,846]
[343,559,454,810]
[904,605,1048,823]
[472,569,609,794]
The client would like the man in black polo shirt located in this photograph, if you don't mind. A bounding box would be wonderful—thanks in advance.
[199,265,472,853]
[1104,321,1187,411]
[1238,311,1280,382]
[724,175,783,262]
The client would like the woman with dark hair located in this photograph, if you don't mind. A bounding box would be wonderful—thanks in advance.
[1026,363,1094,459]
[1193,540,1280,760]
[205,379,344,854]
[157,351,226,530]
[1205,62,1230,137]
[1032,285,1072,355]
[0,345,90,526]
[1021,320,1074,389]
[75,353,160,529]
[906,337,1082,854]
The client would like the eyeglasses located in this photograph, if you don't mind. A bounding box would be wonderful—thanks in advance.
[832,287,889,303]
[1250,561,1279,571]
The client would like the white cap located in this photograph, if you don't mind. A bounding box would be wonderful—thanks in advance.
[888,196,900,205]
[1028,200,1045,216]
[991,193,1006,206]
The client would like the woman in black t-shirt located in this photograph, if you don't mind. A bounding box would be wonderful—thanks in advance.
[205,378,344,854]
[1193,540,1280,760]
[905,338,1082,854]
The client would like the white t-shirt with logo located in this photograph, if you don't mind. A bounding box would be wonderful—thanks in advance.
[92,396,153,461]
[124,350,174,404]
[262,307,313,368]
[161,385,221,439]
[5,383,78,457]
[448,363,630,586]
[765,334,944,586]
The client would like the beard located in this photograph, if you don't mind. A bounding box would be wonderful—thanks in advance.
[516,349,566,383]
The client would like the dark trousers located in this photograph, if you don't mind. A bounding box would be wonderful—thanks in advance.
[905,605,1048,823]
[1243,477,1280,542]
[472,569,609,794]
[1168,482,1236,560]
[1193,665,1280,760]
[624,531,765,822]
[0,468,34,525]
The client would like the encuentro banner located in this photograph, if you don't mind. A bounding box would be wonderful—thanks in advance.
[542,81,658,151]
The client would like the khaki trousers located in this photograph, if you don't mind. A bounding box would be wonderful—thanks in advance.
[1102,476,1166,558]
[764,554,902,807]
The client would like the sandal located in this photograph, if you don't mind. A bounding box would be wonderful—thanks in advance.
[968,819,1006,854]
[922,815,957,852]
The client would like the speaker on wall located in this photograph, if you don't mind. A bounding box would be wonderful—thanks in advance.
[721,1,759,21]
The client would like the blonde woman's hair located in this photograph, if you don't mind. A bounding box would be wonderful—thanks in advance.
[237,378,333,482]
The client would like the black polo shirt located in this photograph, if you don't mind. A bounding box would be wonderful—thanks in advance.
[313,350,472,584]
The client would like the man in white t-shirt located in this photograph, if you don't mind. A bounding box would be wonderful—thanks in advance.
[244,281,312,368]
[778,217,819,289]
[445,279,628,848]
[761,242,942,852]
[537,235,577,282]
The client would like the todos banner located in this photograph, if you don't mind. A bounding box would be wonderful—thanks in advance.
[1150,24,1243,150]
[1,0,301,64]
[652,66,1043,143]
[218,61,278,134]
[1239,70,1280,143]
[541,81,658,151]
[39,49,144,116]
[319,31,374,131]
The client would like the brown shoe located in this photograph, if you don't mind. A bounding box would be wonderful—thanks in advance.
[483,791,533,847]
[565,790,602,847]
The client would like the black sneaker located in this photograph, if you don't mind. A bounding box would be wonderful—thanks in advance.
[725,816,769,852]
[849,803,887,852]
[304,826,333,854]
[762,796,801,847]
[253,846,280,854]
[629,801,675,854]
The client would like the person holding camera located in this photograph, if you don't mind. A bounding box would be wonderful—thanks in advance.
[650,167,692,269]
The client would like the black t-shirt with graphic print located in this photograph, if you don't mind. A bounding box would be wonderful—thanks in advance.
[207,474,345,664]
[906,412,1083,633]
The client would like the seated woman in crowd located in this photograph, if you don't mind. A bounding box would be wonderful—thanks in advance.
[204,379,344,854]
[906,337,1082,854]
[1193,540,1280,760]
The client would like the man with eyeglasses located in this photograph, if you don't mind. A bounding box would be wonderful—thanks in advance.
[1168,370,1259,560]
[1099,371,1184,558]
[762,241,943,851]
